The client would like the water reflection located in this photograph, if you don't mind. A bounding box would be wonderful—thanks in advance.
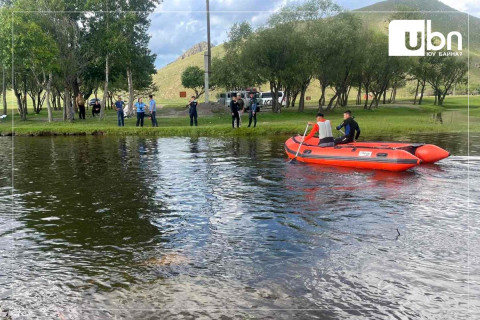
[0,134,478,319]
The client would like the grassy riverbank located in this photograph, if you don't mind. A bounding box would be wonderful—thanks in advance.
[1,97,478,137]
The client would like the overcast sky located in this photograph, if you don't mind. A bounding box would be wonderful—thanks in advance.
[149,0,480,69]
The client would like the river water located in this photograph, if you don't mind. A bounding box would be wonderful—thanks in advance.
[0,133,479,319]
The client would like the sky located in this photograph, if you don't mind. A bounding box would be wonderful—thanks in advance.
[149,0,480,69]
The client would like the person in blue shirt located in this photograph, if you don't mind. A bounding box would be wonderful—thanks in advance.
[149,94,158,127]
[334,110,361,144]
[186,96,198,126]
[115,96,125,127]
[135,97,146,127]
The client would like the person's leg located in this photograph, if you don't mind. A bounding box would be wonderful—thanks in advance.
[140,112,144,127]
[136,112,140,127]
[194,112,198,126]
[253,113,257,127]
[121,112,124,126]
[232,114,235,128]
[334,136,352,145]
[92,109,95,117]
[81,107,86,119]
[248,112,252,127]
[236,113,240,128]
[117,111,121,126]
[151,111,155,127]
[190,113,194,126]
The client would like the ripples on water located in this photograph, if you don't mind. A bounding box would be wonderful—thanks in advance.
[0,134,479,319]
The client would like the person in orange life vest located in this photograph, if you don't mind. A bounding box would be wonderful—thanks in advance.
[304,112,335,147]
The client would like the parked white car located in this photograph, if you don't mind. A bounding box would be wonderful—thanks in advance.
[258,91,286,107]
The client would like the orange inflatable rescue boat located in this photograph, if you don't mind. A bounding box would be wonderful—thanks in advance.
[284,136,450,171]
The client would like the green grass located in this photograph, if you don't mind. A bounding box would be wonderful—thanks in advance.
[1,96,478,137]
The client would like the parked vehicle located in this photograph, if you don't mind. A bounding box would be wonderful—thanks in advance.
[258,91,286,107]
[89,98,101,106]
[217,89,260,110]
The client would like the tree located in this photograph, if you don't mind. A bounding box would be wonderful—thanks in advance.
[0,9,59,120]
[426,56,467,105]
[182,66,210,99]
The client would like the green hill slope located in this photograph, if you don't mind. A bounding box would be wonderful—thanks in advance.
[153,45,225,103]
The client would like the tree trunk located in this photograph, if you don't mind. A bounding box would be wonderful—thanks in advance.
[356,82,361,105]
[291,91,298,108]
[298,86,307,112]
[391,86,397,104]
[2,64,6,116]
[326,91,339,111]
[23,75,28,117]
[46,72,53,122]
[418,80,426,105]
[363,84,369,109]
[318,82,326,108]
[413,80,420,105]
[126,67,135,117]
[72,77,80,113]
[100,54,109,119]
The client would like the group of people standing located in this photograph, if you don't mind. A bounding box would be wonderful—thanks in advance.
[230,92,258,128]
[74,93,158,127]
[115,95,158,127]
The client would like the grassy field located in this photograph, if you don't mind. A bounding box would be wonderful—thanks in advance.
[0,96,478,137]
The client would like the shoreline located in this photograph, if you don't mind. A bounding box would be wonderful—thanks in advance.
[1,126,474,138]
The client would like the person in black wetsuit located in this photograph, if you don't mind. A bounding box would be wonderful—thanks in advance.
[187,96,198,126]
[230,96,240,128]
[334,110,360,145]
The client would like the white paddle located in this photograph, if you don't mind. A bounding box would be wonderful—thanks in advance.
[290,123,310,163]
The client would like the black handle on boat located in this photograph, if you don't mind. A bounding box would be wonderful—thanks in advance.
[289,123,310,163]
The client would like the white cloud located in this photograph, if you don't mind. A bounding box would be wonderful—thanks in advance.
[439,0,479,13]
[148,0,285,68]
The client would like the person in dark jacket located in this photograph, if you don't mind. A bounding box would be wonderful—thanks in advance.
[230,96,240,128]
[187,96,198,126]
[334,110,361,144]
[247,92,258,128]
[115,96,125,127]
[92,100,101,117]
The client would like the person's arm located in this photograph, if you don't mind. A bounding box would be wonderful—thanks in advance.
[304,123,319,142]
[336,121,345,130]
[355,125,361,140]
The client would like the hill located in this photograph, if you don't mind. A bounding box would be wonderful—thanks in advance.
[153,44,225,103]
[153,0,480,104]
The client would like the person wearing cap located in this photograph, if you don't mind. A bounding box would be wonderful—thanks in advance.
[304,112,334,147]
[115,96,125,127]
[334,110,361,144]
